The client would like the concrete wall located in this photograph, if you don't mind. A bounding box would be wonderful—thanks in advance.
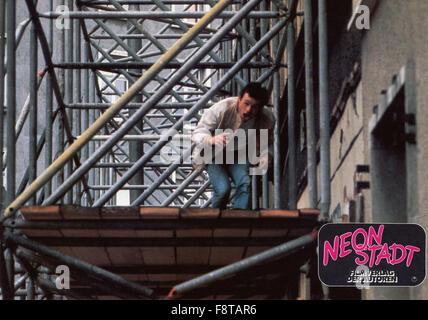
[295,0,428,299]
[360,0,428,300]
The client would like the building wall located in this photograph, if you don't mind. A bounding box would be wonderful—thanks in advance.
[295,0,428,299]
[360,0,428,300]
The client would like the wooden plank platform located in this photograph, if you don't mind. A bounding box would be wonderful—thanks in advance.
[15,205,321,299]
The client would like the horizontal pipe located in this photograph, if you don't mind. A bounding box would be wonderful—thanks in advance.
[80,0,240,4]
[5,232,154,298]
[66,102,213,109]
[83,134,191,141]
[39,11,282,19]
[88,184,207,190]
[168,231,318,298]
[11,237,300,247]
[93,162,194,167]
[53,61,273,69]
[35,276,95,300]
[90,33,230,40]
[14,248,139,300]
[6,218,319,230]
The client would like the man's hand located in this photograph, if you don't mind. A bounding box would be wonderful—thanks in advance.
[257,154,272,171]
[211,132,231,147]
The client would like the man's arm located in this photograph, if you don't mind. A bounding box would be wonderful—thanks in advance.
[191,100,231,147]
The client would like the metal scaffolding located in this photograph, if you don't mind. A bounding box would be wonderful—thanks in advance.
[0,0,327,300]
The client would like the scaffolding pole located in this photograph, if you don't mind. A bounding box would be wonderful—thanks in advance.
[304,0,318,209]
[318,0,331,218]
[4,0,235,217]
[4,231,154,299]
[90,13,291,208]
[168,231,317,298]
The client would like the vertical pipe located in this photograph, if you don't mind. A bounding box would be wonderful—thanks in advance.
[0,0,5,210]
[304,0,317,208]
[92,76,99,201]
[250,6,257,81]
[261,0,269,209]
[44,0,54,200]
[26,277,35,300]
[128,4,144,204]
[64,0,74,204]
[81,23,90,206]
[272,1,282,209]
[5,0,16,293]
[6,0,16,206]
[273,72,281,209]
[252,175,258,209]
[28,0,38,205]
[88,60,96,201]
[251,3,259,210]
[318,0,330,218]
[0,241,13,299]
[287,7,296,209]
[54,0,66,202]
[74,3,82,205]
[262,173,268,208]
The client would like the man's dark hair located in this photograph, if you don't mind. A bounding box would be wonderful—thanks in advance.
[240,82,269,106]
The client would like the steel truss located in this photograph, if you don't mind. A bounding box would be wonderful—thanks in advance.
[0,0,328,300]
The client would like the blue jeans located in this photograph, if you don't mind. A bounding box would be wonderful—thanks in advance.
[205,163,251,209]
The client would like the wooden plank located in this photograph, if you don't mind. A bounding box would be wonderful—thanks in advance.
[51,246,75,257]
[135,230,174,238]
[209,247,243,265]
[220,209,260,219]
[147,273,177,283]
[60,206,101,237]
[209,210,257,266]
[20,205,62,220]
[176,247,211,265]
[137,208,177,266]
[136,207,177,238]
[251,210,295,238]
[179,208,220,219]
[100,206,140,219]
[140,207,179,219]
[123,274,149,282]
[105,247,144,266]
[22,229,64,237]
[213,209,255,237]
[250,228,289,238]
[20,206,64,237]
[176,229,212,265]
[70,247,112,266]
[177,209,214,265]
[299,208,320,219]
[140,247,176,265]
[259,209,299,218]
[99,207,139,237]
[175,273,200,282]
[61,205,101,219]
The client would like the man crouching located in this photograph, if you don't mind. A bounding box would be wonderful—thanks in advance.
[191,82,275,209]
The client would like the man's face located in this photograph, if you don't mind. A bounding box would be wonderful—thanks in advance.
[237,93,261,123]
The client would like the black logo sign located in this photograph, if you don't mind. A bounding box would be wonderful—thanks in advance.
[318,224,426,287]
